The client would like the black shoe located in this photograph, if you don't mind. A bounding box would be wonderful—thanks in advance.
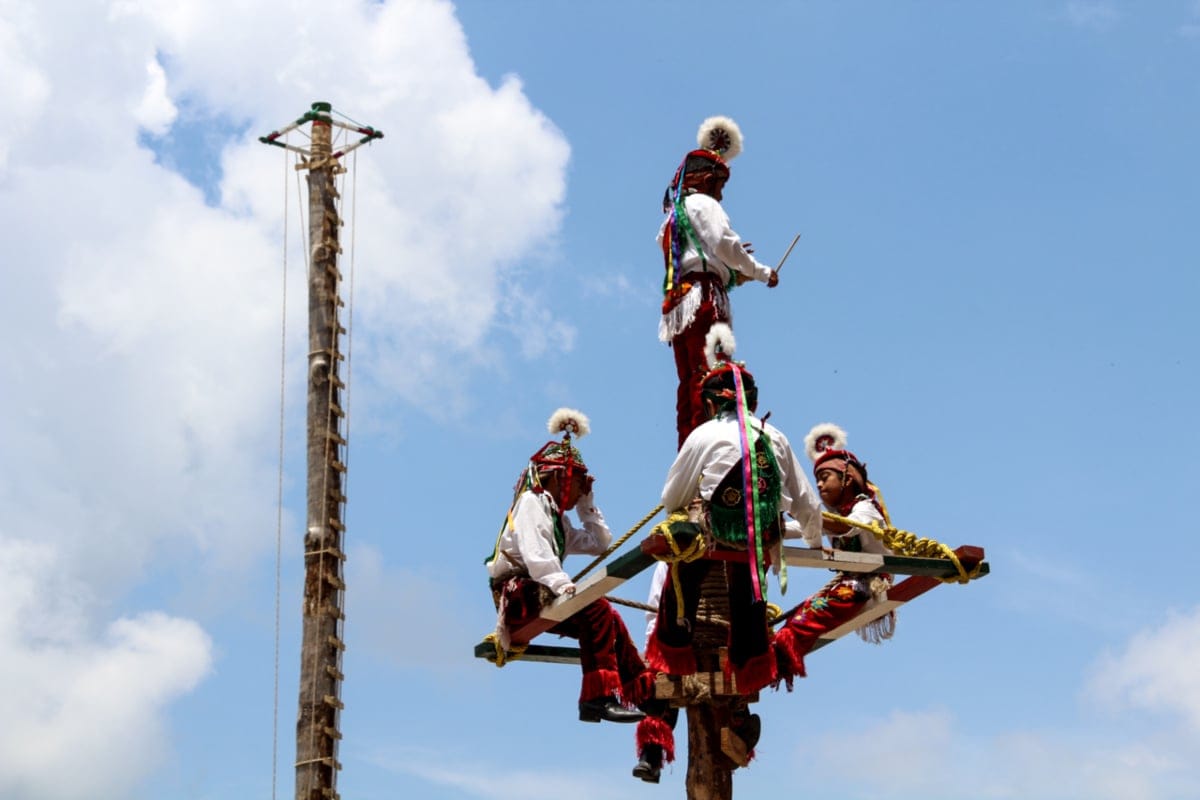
[633,744,663,783]
[579,696,645,724]
[632,758,661,783]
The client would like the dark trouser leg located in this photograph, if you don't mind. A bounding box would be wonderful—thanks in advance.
[724,560,776,694]
[645,561,708,675]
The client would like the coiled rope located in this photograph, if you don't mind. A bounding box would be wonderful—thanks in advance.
[820,510,985,584]
[482,632,528,668]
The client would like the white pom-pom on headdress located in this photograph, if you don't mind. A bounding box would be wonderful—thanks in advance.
[697,116,743,161]
[547,407,590,438]
[804,422,848,463]
[704,323,737,370]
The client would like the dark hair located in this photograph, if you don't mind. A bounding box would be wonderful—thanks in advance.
[700,368,758,415]
[663,153,730,210]
[684,154,729,179]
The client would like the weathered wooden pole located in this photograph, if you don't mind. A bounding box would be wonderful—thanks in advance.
[685,703,734,799]
[682,563,746,800]
[259,100,382,800]
[295,100,348,800]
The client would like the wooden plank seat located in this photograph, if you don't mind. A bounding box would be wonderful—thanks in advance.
[475,543,987,666]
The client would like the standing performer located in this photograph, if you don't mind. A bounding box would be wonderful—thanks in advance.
[636,324,822,767]
[485,409,645,723]
[772,423,899,689]
[658,116,780,449]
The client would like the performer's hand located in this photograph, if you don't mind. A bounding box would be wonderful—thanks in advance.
[583,474,595,496]
[558,582,577,597]
[767,270,779,288]
[822,546,835,559]
[742,241,755,254]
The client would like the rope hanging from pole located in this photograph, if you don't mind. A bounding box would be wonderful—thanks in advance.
[270,134,294,800]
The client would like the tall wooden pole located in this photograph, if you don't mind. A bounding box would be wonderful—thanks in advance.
[685,704,734,799]
[259,100,381,800]
[295,101,348,800]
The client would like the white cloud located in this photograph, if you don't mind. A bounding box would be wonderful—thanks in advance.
[0,4,51,174]
[1087,606,1200,732]
[0,540,212,800]
[0,0,570,795]
[134,56,176,134]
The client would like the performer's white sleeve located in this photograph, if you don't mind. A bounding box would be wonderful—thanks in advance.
[645,561,669,646]
[688,195,773,284]
[771,428,823,548]
[662,436,706,511]
[509,492,573,594]
[563,491,613,555]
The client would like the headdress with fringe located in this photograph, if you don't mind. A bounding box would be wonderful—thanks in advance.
[698,323,756,409]
[660,117,744,303]
[484,409,591,569]
[526,407,590,487]
[804,422,892,527]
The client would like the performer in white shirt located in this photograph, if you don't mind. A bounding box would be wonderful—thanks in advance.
[658,116,779,449]
[485,408,645,724]
[634,324,822,779]
[773,423,899,690]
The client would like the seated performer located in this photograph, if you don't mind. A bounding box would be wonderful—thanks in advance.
[772,423,898,689]
[658,116,780,449]
[635,324,823,772]
[484,408,645,723]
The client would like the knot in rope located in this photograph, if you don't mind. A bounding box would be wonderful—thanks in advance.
[483,632,527,668]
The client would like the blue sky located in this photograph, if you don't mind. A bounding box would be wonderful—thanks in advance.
[1,1,1199,798]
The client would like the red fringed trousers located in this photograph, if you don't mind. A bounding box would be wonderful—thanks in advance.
[496,576,646,703]
[773,577,868,689]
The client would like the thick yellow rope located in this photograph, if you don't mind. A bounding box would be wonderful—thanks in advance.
[819,510,984,584]
[647,511,709,623]
[571,503,665,583]
[482,632,528,668]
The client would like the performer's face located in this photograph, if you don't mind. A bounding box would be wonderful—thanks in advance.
[816,468,848,507]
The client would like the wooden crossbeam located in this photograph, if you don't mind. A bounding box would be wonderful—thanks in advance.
[474,544,986,665]
[503,547,655,646]
[473,641,583,665]
[781,544,986,578]
[807,545,986,653]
